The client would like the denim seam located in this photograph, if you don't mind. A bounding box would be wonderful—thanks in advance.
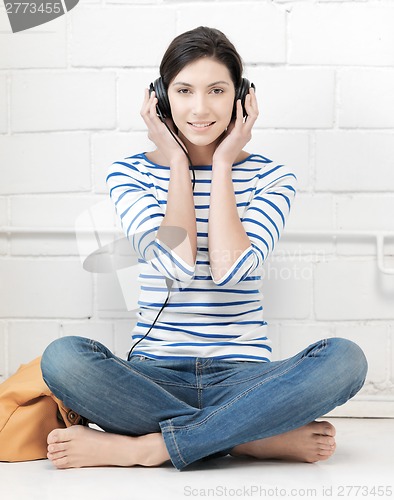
[310,338,327,357]
[204,360,289,387]
[167,352,315,432]
[111,356,186,387]
[121,358,198,388]
[161,421,188,468]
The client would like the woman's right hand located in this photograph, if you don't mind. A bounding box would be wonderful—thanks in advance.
[140,88,189,166]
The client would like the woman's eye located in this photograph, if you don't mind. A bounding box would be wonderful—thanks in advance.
[178,88,190,94]
[210,88,224,94]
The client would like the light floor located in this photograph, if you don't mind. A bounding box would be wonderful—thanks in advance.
[1,418,393,500]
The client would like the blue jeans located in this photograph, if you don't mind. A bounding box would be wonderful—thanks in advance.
[41,336,367,471]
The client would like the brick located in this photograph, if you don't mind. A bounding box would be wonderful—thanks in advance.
[92,132,154,193]
[315,260,394,321]
[0,15,66,69]
[335,194,394,257]
[390,325,394,383]
[178,3,286,64]
[339,69,394,128]
[316,131,394,191]
[289,3,394,66]
[71,7,176,67]
[10,195,107,256]
[0,133,90,194]
[317,0,370,2]
[97,271,138,318]
[8,321,60,375]
[263,259,313,320]
[109,0,161,3]
[334,324,389,384]
[60,322,114,352]
[0,259,93,318]
[286,194,335,231]
[337,195,394,231]
[0,75,7,133]
[0,197,7,225]
[273,324,334,360]
[0,236,6,256]
[114,320,138,361]
[11,72,116,132]
[0,197,6,254]
[118,69,160,131]
[248,130,310,191]
[281,193,336,257]
[247,67,335,129]
[11,195,107,228]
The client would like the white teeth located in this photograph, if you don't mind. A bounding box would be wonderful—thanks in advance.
[190,122,213,128]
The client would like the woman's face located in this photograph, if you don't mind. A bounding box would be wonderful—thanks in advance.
[167,57,236,149]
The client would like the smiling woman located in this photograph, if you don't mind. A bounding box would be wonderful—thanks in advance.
[167,58,236,157]
[40,26,368,472]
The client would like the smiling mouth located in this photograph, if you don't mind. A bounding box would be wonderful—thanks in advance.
[188,121,216,128]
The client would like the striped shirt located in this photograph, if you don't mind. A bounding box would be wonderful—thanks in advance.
[106,152,297,362]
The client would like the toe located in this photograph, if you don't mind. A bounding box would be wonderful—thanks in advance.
[47,451,66,461]
[51,456,72,469]
[313,420,336,437]
[316,435,336,447]
[47,430,59,445]
[48,443,66,453]
[322,421,336,437]
[47,427,73,445]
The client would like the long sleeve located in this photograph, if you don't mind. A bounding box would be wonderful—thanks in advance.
[210,163,297,287]
[106,156,196,285]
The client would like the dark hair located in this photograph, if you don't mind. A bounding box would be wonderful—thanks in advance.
[160,26,243,91]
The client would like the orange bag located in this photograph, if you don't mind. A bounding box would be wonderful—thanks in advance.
[0,356,86,462]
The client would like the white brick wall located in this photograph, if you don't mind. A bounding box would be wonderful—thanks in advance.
[0,133,91,194]
[11,71,116,132]
[0,75,7,133]
[289,3,394,66]
[1,1,393,415]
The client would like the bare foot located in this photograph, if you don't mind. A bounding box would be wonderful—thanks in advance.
[230,421,336,463]
[46,425,170,469]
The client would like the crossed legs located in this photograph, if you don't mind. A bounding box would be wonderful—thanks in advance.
[41,337,367,470]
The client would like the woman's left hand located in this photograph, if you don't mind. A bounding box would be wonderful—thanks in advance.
[212,86,259,167]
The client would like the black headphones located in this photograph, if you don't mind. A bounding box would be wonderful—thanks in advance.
[149,78,255,121]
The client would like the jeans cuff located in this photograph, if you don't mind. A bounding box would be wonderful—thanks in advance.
[159,420,188,471]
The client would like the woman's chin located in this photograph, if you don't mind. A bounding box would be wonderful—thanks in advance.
[179,130,225,149]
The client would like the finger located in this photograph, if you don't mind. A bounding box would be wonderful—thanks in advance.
[234,99,244,128]
[244,95,258,128]
[245,90,258,114]
[247,87,259,115]
[141,88,158,122]
[148,94,161,122]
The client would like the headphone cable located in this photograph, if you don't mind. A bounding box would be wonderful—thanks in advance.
[127,127,195,361]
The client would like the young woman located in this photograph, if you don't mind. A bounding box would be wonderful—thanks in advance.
[40,26,367,471]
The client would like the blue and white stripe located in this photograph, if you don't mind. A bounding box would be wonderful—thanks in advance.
[106,153,297,362]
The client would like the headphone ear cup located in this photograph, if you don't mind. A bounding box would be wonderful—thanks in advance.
[233,78,255,119]
[151,78,171,120]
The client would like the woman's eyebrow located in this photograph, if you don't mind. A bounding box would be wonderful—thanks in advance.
[172,81,230,87]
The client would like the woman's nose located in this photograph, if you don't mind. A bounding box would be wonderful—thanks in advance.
[192,94,209,116]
